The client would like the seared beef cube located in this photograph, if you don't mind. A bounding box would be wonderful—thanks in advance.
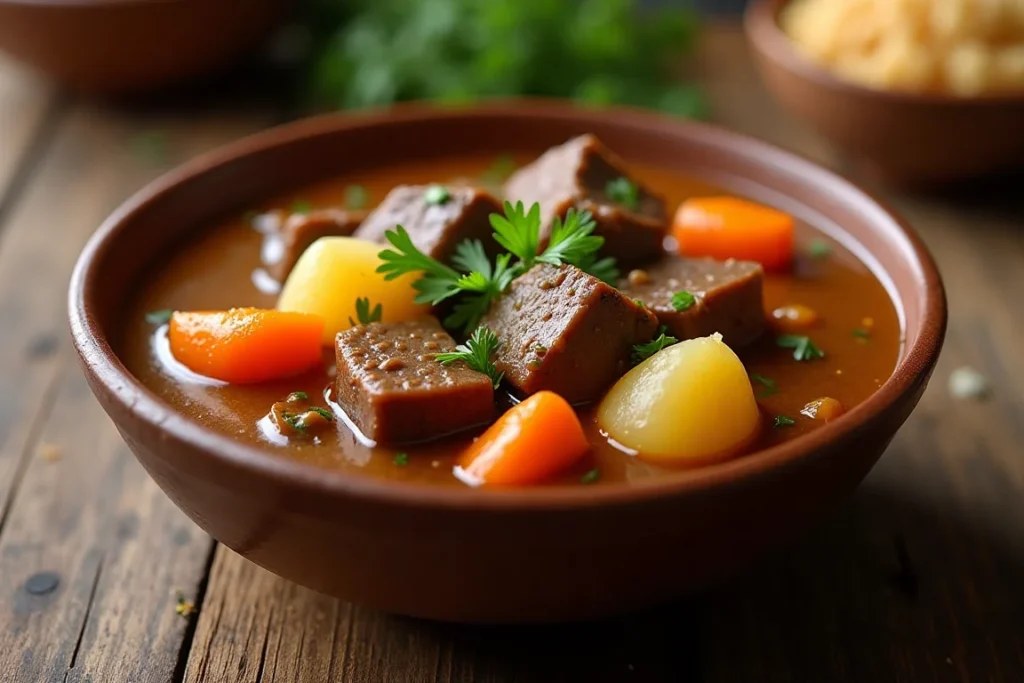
[266,208,366,282]
[335,317,494,444]
[480,264,658,404]
[619,257,765,347]
[354,185,504,263]
[504,135,668,268]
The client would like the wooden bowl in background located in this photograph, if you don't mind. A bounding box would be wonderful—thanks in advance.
[0,0,290,93]
[68,102,945,623]
[745,0,1024,186]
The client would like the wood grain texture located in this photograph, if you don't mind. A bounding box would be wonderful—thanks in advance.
[0,101,269,682]
[182,26,1024,683]
[0,54,57,216]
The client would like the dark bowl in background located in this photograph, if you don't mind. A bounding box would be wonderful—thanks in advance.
[0,0,289,93]
[745,0,1024,186]
[68,102,946,623]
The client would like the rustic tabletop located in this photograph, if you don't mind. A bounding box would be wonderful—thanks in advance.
[0,24,1021,683]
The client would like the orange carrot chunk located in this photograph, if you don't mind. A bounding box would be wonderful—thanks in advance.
[457,391,589,486]
[169,308,324,384]
[672,196,795,271]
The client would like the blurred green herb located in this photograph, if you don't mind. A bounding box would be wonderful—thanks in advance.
[292,199,312,215]
[345,184,369,209]
[301,0,704,116]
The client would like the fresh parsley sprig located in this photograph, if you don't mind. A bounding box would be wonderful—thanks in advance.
[436,326,504,388]
[377,225,464,305]
[776,334,825,361]
[348,297,383,326]
[631,326,679,365]
[490,201,543,269]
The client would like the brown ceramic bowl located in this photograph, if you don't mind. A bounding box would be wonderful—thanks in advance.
[68,102,946,623]
[0,0,288,93]
[745,0,1024,186]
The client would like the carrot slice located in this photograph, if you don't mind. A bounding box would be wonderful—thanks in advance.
[168,308,324,384]
[457,391,589,486]
[672,196,794,271]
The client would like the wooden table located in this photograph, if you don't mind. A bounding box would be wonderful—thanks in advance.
[1,25,1022,683]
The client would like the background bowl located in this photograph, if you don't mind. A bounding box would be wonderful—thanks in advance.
[0,0,288,93]
[745,0,1024,186]
[68,102,945,623]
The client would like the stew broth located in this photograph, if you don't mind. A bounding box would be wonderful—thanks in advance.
[120,154,900,487]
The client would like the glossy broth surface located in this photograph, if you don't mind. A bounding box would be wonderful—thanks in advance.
[120,154,901,486]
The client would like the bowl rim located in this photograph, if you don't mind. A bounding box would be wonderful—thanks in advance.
[745,0,1024,107]
[68,100,947,512]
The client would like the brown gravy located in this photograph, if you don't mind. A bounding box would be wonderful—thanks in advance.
[120,154,901,487]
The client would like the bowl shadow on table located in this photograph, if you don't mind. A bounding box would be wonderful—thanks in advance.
[378,455,1024,681]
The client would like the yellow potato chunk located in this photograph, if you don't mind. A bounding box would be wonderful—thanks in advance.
[277,237,426,345]
[598,333,761,465]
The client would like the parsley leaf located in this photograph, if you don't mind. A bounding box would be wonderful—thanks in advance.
[580,468,601,484]
[578,254,620,284]
[286,391,309,403]
[539,208,604,268]
[309,406,335,421]
[345,184,368,210]
[490,200,542,268]
[393,452,409,466]
[776,335,825,361]
[291,199,312,215]
[606,177,639,211]
[774,415,796,428]
[145,309,173,325]
[435,326,504,388]
[808,239,832,259]
[377,225,463,305]
[671,290,696,311]
[631,326,679,365]
[852,328,871,341]
[750,373,778,398]
[424,184,451,205]
[349,297,383,326]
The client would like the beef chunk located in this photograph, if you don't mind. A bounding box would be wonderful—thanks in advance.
[353,185,504,263]
[619,257,765,347]
[335,317,494,444]
[480,264,658,404]
[503,135,668,268]
[264,208,366,282]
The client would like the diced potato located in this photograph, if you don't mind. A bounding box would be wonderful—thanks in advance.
[598,333,761,465]
[277,237,426,345]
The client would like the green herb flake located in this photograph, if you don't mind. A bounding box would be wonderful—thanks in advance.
[482,154,517,183]
[671,290,696,312]
[291,199,312,215]
[631,326,679,365]
[606,177,639,211]
[424,184,451,205]
[773,415,796,428]
[309,406,335,421]
[634,299,647,308]
[348,297,383,326]
[750,373,779,398]
[852,328,871,341]
[345,184,369,210]
[580,468,601,484]
[286,391,309,403]
[145,309,173,326]
[282,412,306,432]
[436,326,504,388]
[174,590,196,617]
[808,240,833,259]
[393,452,409,467]
[776,335,825,362]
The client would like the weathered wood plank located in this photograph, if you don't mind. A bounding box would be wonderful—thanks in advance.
[0,54,57,213]
[0,102,269,682]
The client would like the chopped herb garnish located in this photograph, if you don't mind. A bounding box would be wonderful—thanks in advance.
[291,199,312,215]
[349,297,383,326]
[606,177,639,211]
[631,326,679,365]
[482,154,517,183]
[281,412,306,432]
[424,184,451,205]
[286,391,309,403]
[393,452,409,466]
[436,326,504,388]
[145,309,173,325]
[852,328,871,341]
[490,200,543,269]
[308,406,335,421]
[750,373,779,398]
[634,299,647,308]
[773,415,796,428]
[776,334,825,361]
[671,290,696,312]
[808,239,832,259]
[580,468,601,484]
[345,184,368,210]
